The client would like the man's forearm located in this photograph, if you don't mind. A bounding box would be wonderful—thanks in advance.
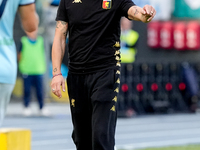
[52,21,68,75]
[52,39,66,75]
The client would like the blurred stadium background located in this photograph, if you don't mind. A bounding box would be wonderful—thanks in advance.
[2,0,200,150]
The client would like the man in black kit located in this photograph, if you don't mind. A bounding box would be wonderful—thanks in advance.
[51,0,156,149]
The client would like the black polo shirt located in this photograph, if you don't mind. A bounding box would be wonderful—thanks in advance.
[56,0,135,74]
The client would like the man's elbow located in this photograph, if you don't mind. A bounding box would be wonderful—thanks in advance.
[23,14,39,32]
[25,24,38,32]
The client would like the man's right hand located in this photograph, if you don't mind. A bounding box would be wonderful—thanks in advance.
[51,75,66,98]
[128,5,156,23]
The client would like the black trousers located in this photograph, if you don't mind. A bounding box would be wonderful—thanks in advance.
[67,69,120,150]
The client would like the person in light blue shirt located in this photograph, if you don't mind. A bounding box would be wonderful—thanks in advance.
[0,0,39,126]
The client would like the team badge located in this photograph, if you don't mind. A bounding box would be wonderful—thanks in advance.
[102,0,112,9]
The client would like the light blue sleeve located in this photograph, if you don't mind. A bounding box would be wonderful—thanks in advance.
[19,0,35,6]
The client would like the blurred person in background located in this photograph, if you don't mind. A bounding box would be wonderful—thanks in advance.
[45,0,61,49]
[0,0,38,126]
[51,0,156,149]
[120,17,139,64]
[18,30,50,117]
[119,17,139,117]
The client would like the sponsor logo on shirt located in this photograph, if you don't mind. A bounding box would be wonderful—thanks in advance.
[102,0,112,9]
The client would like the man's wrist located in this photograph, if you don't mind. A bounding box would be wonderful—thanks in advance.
[52,73,62,79]
[53,67,61,75]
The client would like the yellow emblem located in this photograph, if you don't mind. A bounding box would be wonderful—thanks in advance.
[115,56,120,61]
[102,0,112,9]
[112,96,117,102]
[71,99,75,107]
[110,106,116,112]
[116,70,120,74]
[116,62,121,67]
[113,42,120,48]
[114,50,120,56]
[116,78,120,84]
[72,0,82,3]
[114,87,119,93]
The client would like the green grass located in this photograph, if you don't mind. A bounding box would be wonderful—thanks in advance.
[119,145,200,150]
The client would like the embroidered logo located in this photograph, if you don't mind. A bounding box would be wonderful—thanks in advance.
[116,62,121,67]
[114,87,119,93]
[102,0,112,9]
[116,70,120,74]
[71,99,75,107]
[113,41,120,47]
[110,105,116,112]
[115,56,120,61]
[114,50,120,56]
[116,78,120,84]
[112,96,117,102]
[72,0,82,3]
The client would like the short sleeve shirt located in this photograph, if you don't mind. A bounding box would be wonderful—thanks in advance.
[0,0,35,84]
[56,0,135,74]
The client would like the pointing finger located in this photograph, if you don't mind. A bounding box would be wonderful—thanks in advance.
[62,80,66,92]
[56,84,62,98]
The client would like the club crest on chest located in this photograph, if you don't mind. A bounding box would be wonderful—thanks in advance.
[102,0,112,9]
